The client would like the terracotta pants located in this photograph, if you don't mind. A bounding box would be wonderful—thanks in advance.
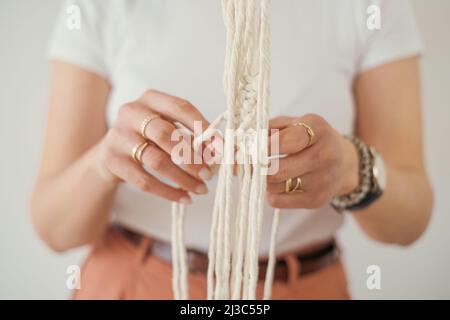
[73,227,350,300]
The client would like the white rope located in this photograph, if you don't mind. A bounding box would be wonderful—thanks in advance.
[171,203,180,299]
[171,202,188,300]
[170,0,279,300]
[177,204,188,299]
[263,208,280,300]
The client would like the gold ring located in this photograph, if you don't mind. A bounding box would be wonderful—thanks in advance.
[285,176,304,194]
[285,177,293,193]
[293,122,315,147]
[132,141,150,165]
[291,177,304,193]
[140,114,161,138]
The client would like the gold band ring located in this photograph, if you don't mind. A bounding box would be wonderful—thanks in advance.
[140,114,161,138]
[292,176,304,193]
[293,122,315,147]
[285,177,293,194]
[285,176,304,194]
[132,141,150,165]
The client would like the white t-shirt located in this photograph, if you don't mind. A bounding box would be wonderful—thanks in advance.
[49,0,423,255]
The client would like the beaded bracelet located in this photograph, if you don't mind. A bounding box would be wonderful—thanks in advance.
[331,136,373,213]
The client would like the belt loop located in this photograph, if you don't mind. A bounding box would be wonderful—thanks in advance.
[284,254,301,284]
[136,236,152,264]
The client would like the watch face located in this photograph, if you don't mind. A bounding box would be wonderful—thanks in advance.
[372,152,387,190]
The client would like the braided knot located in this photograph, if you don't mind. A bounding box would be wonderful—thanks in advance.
[237,74,258,134]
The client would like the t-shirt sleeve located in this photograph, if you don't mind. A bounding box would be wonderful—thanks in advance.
[48,0,109,78]
[357,0,424,73]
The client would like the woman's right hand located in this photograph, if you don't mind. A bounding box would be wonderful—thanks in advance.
[95,89,213,204]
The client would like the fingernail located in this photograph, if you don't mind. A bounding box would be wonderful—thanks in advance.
[199,168,213,181]
[196,184,208,195]
[179,197,192,205]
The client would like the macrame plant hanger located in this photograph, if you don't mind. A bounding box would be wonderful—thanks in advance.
[171,0,280,301]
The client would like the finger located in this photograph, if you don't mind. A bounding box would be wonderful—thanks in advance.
[141,142,209,195]
[139,90,219,171]
[266,145,319,184]
[139,89,210,135]
[266,170,319,194]
[145,125,214,181]
[107,155,191,203]
[267,171,334,209]
[269,116,296,129]
[117,102,214,181]
[267,191,329,209]
[117,101,177,153]
[269,114,326,155]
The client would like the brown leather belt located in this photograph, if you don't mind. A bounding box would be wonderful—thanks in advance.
[114,225,339,282]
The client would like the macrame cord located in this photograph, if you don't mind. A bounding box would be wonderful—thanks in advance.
[171,0,280,300]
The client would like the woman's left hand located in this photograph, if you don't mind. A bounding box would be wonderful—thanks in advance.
[267,114,360,209]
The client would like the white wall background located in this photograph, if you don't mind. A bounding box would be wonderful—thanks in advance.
[0,0,449,299]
